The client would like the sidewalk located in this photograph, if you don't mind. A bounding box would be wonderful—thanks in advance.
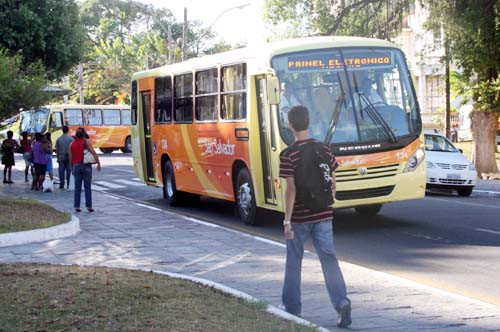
[475,179,500,197]
[1,176,500,331]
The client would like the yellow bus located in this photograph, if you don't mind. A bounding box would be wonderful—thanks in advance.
[131,37,426,225]
[19,104,132,153]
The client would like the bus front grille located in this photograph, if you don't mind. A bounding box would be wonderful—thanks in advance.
[335,163,400,182]
[335,185,395,201]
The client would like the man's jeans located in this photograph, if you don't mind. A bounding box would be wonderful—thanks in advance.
[282,220,349,315]
[58,159,71,188]
[73,163,92,209]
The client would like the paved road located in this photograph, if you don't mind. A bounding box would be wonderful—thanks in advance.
[37,153,500,307]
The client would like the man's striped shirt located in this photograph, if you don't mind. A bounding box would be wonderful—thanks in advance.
[279,138,339,224]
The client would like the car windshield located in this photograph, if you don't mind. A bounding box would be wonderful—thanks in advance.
[272,47,421,146]
[20,109,49,134]
[425,134,458,152]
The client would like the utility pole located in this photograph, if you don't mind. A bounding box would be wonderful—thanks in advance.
[444,38,451,139]
[168,25,174,64]
[181,7,187,61]
[78,63,84,105]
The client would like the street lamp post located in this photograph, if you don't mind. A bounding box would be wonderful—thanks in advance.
[193,3,251,55]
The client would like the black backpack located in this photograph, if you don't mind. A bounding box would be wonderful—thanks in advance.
[294,141,334,211]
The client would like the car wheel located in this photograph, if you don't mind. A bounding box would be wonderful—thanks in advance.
[457,186,473,197]
[235,168,260,225]
[121,136,132,153]
[354,204,382,216]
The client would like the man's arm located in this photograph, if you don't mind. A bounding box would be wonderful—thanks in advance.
[284,177,296,240]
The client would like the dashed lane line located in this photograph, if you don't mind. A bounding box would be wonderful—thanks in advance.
[475,228,500,236]
[114,179,145,186]
[94,181,126,189]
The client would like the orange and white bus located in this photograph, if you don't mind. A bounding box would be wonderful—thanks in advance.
[131,37,426,225]
[19,104,132,153]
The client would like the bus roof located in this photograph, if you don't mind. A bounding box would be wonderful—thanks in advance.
[26,104,130,111]
[131,36,398,81]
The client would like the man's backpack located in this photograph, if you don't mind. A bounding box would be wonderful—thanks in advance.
[294,142,334,212]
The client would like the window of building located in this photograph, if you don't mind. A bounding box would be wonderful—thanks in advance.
[425,75,444,113]
[174,73,193,123]
[103,109,121,125]
[131,81,138,125]
[64,109,83,126]
[84,109,103,125]
[195,68,218,121]
[122,109,131,125]
[155,76,172,123]
[221,63,246,120]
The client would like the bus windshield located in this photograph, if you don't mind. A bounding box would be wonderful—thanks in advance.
[272,47,421,147]
[20,109,49,134]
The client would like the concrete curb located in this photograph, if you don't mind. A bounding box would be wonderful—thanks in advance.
[473,190,500,198]
[0,215,80,247]
[57,262,329,332]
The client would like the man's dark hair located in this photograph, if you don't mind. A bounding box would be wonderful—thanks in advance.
[288,105,309,131]
[62,125,69,133]
[7,131,13,139]
[75,127,85,139]
[35,133,44,141]
[21,131,28,138]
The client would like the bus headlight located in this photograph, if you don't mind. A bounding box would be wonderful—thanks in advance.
[404,148,425,173]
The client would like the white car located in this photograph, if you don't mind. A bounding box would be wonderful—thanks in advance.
[425,132,477,196]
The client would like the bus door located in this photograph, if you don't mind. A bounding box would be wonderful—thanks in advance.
[49,111,64,143]
[141,91,155,182]
[255,76,278,206]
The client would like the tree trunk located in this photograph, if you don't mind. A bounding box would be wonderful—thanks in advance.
[471,111,499,176]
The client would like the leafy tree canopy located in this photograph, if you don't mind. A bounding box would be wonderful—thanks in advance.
[265,0,411,39]
[0,0,85,80]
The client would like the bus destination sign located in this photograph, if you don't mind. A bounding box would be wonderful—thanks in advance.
[287,52,392,71]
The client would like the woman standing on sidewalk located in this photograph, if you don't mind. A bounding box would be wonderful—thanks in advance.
[44,132,54,184]
[32,133,51,190]
[20,132,34,182]
[69,127,101,212]
[1,131,19,184]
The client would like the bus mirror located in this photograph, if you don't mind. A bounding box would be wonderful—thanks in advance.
[267,76,281,105]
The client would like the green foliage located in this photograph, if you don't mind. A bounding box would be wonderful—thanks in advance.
[265,0,411,39]
[424,0,499,115]
[0,49,52,119]
[0,0,85,80]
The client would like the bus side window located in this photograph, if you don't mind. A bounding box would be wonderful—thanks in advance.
[84,109,103,126]
[221,63,246,120]
[64,109,83,126]
[174,73,193,123]
[122,109,131,125]
[103,109,121,126]
[131,81,138,125]
[154,76,172,123]
[195,68,218,122]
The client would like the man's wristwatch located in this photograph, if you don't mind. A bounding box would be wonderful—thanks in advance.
[283,220,291,226]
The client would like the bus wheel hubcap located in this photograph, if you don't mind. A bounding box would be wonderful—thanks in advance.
[166,174,174,197]
[238,183,251,216]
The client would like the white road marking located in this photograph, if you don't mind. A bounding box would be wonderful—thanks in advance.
[193,252,251,276]
[475,228,500,236]
[108,168,136,174]
[94,181,125,189]
[91,184,110,191]
[429,197,500,210]
[132,177,141,181]
[136,203,161,211]
[114,179,145,186]
[104,194,120,200]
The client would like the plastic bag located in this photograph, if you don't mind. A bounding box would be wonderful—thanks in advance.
[42,178,54,192]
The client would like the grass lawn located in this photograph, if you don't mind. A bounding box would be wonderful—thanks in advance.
[0,264,317,332]
[0,198,71,234]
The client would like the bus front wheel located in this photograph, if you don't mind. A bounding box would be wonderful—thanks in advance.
[236,168,260,226]
[163,161,183,206]
[354,204,382,217]
[121,137,132,153]
[100,148,114,154]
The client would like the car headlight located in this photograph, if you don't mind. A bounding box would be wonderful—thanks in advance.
[469,164,476,171]
[427,161,436,169]
[404,147,425,173]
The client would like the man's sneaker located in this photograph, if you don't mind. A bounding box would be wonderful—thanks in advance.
[337,300,352,328]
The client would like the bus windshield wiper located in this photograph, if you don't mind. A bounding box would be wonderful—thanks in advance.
[359,94,398,143]
[324,93,345,145]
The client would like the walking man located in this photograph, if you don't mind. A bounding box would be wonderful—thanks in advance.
[55,126,73,189]
[280,105,352,328]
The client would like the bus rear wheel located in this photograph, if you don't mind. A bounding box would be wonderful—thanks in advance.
[100,148,115,154]
[235,168,260,226]
[121,137,132,153]
[354,204,382,217]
